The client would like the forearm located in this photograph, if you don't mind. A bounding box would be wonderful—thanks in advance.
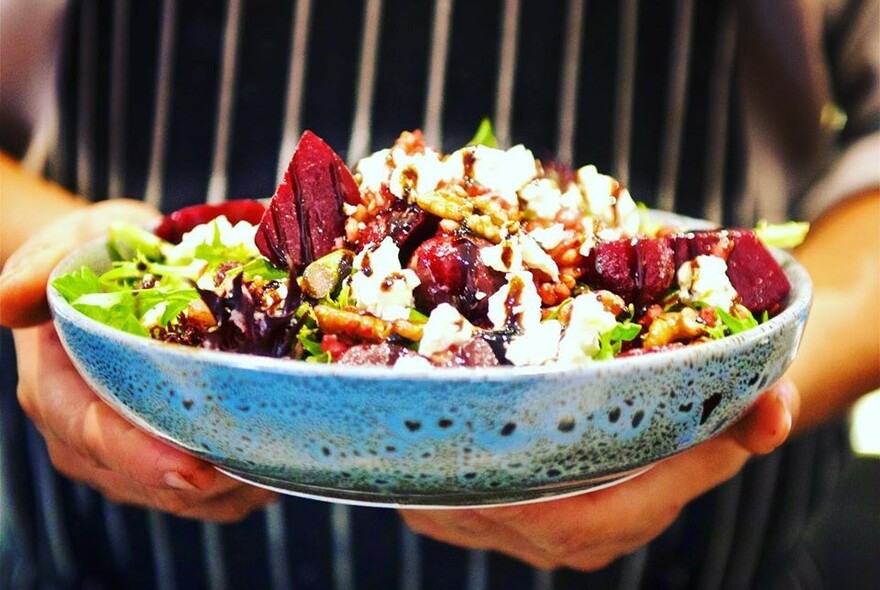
[787,188,880,433]
[0,154,158,327]
[0,152,89,267]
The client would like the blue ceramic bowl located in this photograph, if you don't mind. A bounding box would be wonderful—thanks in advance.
[47,222,811,508]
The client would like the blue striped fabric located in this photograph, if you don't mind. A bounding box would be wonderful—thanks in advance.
[0,0,855,588]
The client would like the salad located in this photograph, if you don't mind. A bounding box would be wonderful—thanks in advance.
[53,125,808,368]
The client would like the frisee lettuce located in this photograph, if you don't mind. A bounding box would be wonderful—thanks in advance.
[754,220,810,249]
[706,306,765,339]
[595,320,642,360]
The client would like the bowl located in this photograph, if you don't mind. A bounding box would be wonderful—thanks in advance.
[47,216,812,508]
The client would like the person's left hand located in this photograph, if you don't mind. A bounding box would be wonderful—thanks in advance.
[400,380,797,571]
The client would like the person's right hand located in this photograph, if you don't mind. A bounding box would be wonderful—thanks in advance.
[1,199,277,522]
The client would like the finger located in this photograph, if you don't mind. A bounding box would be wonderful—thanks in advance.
[725,379,797,455]
[43,431,277,522]
[474,424,762,567]
[0,198,158,327]
[24,324,219,491]
[399,509,559,570]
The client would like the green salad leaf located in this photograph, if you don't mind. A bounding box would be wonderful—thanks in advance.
[706,306,765,339]
[754,220,810,249]
[595,320,642,360]
[467,117,498,148]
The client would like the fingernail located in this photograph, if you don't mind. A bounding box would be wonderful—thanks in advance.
[163,471,198,491]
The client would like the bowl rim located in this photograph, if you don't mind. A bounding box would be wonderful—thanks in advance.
[47,222,812,383]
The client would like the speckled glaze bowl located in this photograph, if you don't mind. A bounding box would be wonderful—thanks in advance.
[47,219,811,508]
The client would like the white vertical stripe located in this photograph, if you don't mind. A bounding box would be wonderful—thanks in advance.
[724,454,781,590]
[202,522,227,590]
[656,0,694,213]
[108,0,130,199]
[265,503,292,590]
[331,504,354,590]
[703,4,737,225]
[696,475,743,590]
[202,522,228,590]
[148,511,177,590]
[422,0,454,149]
[532,568,554,590]
[276,0,314,181]
[465,549,488,590]
[612,0,638,186]
[616,546,649,590]
[556,0,586,166]
[102,500,132,578]
[21,111,58,176]
[347,0,385,164]
[27,426,76,581]
[494,0,521,149]
[145,0,178,210]
[400,521,422,590]
[76,0,97,198]
[206,0,245,205]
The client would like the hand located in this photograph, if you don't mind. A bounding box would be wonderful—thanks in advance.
[2,200,276,521]
[14,324,276,521]
[400,379,798,571]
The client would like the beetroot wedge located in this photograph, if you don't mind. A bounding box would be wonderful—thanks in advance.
[255,131,360,272]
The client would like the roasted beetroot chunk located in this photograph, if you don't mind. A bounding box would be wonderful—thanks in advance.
[336,343,420,366]
[154,200,266,244]
[585,238,675,308]
[255,131,360,272]
[669,230,736,266]
[725,231,791,314]
[432,337,500,368]
[408,234,505,323]
[587,229,790,314]
[356,201,440,260]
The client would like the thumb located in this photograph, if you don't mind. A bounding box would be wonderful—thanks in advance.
[724,378,799,456]
[0,199,159,328]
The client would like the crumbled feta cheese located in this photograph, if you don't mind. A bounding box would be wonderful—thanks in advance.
[418,303,475,357]
[519,178,563,220]
[349,237,421,321]
[394,355,433,370]
[445,145,537,206]
[575,166,640,236]
[677,255,739,310]
[355,147,447,199]
[528,223,566,250]
[519,233,559,280]
[388,151,446,199]
[595,227,622,242]
[163,216,259,264]
[614,188,640,237]
[505,319,562,366]
[559,184,584,211]
[576,165,616,221]
[354,148,392,193]
[480,234,559,280]
[487,271,543,331]
[578,224,597,257]
[480,238,523,274]
[557,293,618,365]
